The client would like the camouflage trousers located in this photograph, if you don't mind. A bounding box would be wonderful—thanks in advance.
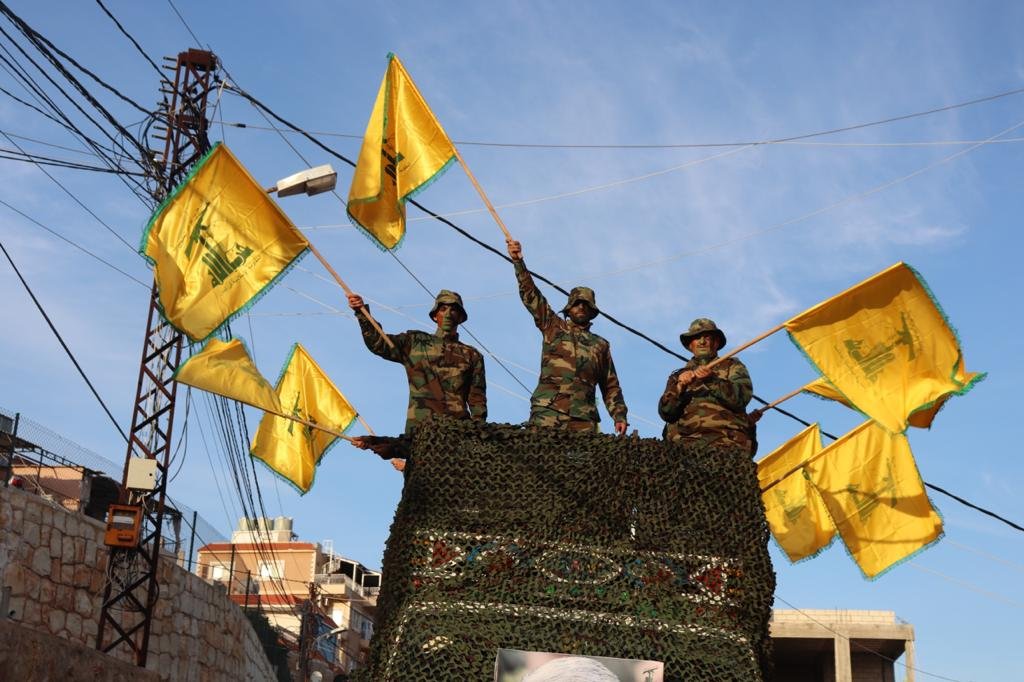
[676,431,755,456]
[528,412,600,433]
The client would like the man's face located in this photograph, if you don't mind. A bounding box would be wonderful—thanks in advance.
[567,301,594,325]
[434,303,462,332]
[688,331,720,358]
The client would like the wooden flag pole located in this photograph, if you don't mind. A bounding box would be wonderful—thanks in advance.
[356,414,376,436]
[754,385,804,415]
[759,440,834,495]
[706,323,785,370]
[305,242,396,351]
[264,408,356,443]
[452,146,513,241]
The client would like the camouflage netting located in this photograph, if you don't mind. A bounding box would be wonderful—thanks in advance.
[355,418,775,681]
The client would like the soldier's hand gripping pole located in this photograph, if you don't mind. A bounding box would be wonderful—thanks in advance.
[748,385,804,424]
[452,145,513,241]
[306,242,396,351]
[705,323,785,371]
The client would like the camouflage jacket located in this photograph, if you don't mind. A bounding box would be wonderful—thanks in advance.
[514,260,627,427]
[357,310,487,434]
[658,355,753,450]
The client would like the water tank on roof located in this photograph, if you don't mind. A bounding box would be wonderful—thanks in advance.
[274,516,292,532]
[256,517,270,531]
[237,517,255,532]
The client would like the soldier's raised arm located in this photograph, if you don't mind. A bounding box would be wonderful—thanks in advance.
[507,239,555,330]
[348,293,404,363]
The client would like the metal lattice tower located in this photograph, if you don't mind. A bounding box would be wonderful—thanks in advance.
[96,49,217,667]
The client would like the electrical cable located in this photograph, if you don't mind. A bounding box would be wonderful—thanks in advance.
[0,130,138,251]
[94,0,170,85]
[0,24,153,203]
[773,594,966,682]
[907,562,1024,610]
[227,84,1024,535]
[0,2,154,139]
[218,81,1024,150]
[0,2,151,116]
[0,239,129,444]
[0,145,148,174]
[0,50,132,169]
[0,196,149,287]
[165,0,203,47]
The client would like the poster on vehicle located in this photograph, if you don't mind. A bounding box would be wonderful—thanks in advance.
[494,648,664,681]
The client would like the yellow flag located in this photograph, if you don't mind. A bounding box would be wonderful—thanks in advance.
[250,344,357,493]
[173,338,281,413]
[802,370,980,430]
[346,53,457,250]
[141,143,309,341]
[757,424,835,562]
[805,420,942,579]
[785,263,984,433]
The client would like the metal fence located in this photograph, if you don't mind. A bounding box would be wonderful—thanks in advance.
[0,406,227,565]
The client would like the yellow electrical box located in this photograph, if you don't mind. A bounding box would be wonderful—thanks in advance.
[103,504,143,548]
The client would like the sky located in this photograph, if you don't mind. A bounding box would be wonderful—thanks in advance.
[1,1,1023,679]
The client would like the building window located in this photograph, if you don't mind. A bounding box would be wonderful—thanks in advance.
[258,561,283,580]
[211,564,226,581]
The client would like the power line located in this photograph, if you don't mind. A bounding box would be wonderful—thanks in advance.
[0,239,129,443]
[0,37,152,204]
[0,130,138,252]
[94,0,170,85]
[226,84,1024,536]
[0,19,153,203]
[165,0,203,47]
[0,144,148,174]
[773,594,965,682]
[220,82,1024,150]
[0,196,149,287]
[231,118,1024,150]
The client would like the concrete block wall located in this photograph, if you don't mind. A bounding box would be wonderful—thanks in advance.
[1,485,277,681]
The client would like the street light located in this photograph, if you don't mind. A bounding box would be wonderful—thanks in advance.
[267,164,337,198]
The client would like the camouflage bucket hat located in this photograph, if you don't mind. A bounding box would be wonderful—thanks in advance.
[429,290,467,323]
[680,317,727,349]
[560,286,599,317]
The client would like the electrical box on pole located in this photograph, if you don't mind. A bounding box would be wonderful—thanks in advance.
[95,48,217,667]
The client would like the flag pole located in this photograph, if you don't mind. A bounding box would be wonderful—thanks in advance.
[264,407,356,443]
[759,440,834,495]
[753,385,804,416]
[305,242,396,351]
[706,323,785,370]
[452,146,513,241]
[356,414,376,436]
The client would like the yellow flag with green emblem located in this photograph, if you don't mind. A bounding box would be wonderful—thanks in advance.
[347,53,457,250]
[785,262,984,434]
[250,344,357,493]
[805,420,943,579]
[757,424,835,562]
[173,337,281,413]
[802,369,980,430]
[141,143,309,342]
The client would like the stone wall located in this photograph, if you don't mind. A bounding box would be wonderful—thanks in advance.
[0,619,162,682]
[0,485,278,681]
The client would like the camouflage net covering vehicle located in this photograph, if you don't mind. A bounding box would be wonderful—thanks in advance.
[354,418,775,681]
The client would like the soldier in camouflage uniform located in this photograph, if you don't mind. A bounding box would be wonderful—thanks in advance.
[346,290,487,468]
[659,318,754,453]
[507,240,628,434]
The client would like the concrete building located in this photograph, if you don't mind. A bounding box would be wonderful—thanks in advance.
[196,516,380,676]
[771,609,915,682]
